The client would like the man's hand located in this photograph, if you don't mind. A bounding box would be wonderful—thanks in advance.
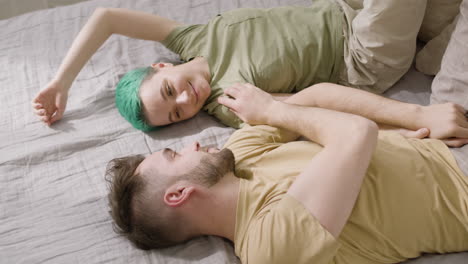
[417,103,468,147]
[378,124,430,139]
[217,83,276,125]
[32,79,69,126]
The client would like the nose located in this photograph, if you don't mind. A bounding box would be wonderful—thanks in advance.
[181,141,200,153]
[192,141,200,151]
[176,90,191,105]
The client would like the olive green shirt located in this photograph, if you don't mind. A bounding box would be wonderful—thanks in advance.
[224,125,468,263]
[162,0,344,128]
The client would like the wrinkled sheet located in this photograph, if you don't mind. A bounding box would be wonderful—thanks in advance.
[0,0,466,263]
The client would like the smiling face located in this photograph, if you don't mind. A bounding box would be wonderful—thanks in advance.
[139,58,212,126]
[136,142,235,189]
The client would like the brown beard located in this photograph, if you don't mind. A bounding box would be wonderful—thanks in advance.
[181,148,235,187]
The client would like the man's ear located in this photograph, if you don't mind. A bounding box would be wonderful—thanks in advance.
[163,183,195,207]
[151,62,174,69]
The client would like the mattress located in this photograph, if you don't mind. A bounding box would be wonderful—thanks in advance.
[0,0,466,263]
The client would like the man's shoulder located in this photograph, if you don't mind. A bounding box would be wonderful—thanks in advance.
[235,193,340,264]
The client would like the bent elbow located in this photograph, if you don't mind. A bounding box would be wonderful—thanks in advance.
[92,7,113,34]
[349,117,378,147]
[363,119,378,137]
[94,7,109,16]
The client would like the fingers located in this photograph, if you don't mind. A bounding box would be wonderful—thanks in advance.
[49,111,63,124]
[400,128,429,139]
[34,108,47,116]
[224,83,259,98]
[50,98,67,124]
[442,138,468,148]
[224,85,242,99]
[456,116,468,129]
[39,114,51,125]
[217,96,238,112]
[32,94,42,104]
[453,103,467,115]
[453,126,468,138]
[218,83,249,111]
[32,102,51,123]
[32,101,53,125]
[32,102,43,110]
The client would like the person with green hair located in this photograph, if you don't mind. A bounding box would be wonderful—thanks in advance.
[32,1,468,146]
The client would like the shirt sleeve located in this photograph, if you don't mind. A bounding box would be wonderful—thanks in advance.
[240,195,340,264]
[223,124,298,165]
[210,104,244,129]
[161,24,206,61]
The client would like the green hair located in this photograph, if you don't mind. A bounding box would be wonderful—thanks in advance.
[115,67,159,132]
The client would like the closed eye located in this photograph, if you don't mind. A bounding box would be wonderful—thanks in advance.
[166,83,173,97]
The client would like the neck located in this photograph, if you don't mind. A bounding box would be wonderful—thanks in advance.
[189,56,211,82]
[190,172,239,241]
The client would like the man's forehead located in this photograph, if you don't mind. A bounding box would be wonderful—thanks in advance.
[137,151,163,174]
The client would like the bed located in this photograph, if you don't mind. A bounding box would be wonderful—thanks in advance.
[0,0,467,263]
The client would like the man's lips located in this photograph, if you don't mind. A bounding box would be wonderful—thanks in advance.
[199,146,220,153]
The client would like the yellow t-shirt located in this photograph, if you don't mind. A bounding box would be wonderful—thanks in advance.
[223,125,468,264]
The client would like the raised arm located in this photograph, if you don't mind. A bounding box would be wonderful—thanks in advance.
[32,8,182,125]
[219,83,378,237]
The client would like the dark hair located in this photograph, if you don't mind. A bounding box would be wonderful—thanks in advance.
[105,155,185,250]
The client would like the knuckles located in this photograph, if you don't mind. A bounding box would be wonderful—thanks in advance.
[446,124,458,135]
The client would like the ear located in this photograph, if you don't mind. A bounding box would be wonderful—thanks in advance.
[163,183,196,207]
[151,62,174,69]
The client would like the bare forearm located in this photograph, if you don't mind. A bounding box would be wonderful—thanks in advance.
[284,83,422,130]
[54,8,181,90]
[288,139,375,237]
[267,101,377,147]
[275,102,378,237]
[55,8,112,88]
[220,83,378,146]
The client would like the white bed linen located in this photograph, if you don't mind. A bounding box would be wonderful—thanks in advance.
[0,0,466,263]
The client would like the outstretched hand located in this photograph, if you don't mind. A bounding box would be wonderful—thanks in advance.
[217,83,276,125]
[32,79,69,126]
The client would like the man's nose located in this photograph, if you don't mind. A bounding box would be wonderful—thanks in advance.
[176,90,190,105]
[192,141,200,151]
[181,141,200,153]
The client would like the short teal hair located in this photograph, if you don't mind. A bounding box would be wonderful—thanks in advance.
[115,67,159,132]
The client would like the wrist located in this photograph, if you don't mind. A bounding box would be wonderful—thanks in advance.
[52,76,72,92]
[265,100,284,126]
[408,104,425,130]
[393,103,424,130]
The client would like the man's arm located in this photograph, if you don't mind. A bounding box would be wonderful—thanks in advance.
[219,83,378,237]
[274,83,468,147]
[32,8,181,124]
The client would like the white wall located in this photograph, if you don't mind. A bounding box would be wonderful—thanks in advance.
[0,0,90,20]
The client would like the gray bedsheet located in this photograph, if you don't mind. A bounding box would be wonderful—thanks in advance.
[0,0,466,263]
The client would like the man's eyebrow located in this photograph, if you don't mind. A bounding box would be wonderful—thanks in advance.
[162,148,172,160]
[160,80,167,101]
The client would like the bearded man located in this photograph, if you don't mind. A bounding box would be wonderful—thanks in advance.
[105,83,468,263]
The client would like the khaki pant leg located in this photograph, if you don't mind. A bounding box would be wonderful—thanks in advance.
[336,0,427,93]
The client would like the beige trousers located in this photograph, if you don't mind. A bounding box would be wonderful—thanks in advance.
[335,0,427,93]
